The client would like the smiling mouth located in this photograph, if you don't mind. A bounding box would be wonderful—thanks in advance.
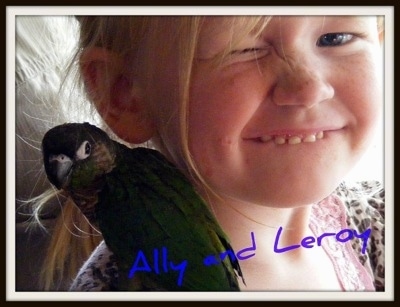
[255,131,324,145]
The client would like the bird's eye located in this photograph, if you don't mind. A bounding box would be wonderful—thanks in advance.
[76,141,91,160]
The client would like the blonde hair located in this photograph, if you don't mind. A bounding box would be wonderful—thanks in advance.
[30,16,270,290]
[76,16,271,192]
[32,15,384,290]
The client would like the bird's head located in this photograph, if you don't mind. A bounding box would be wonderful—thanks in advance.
[42,122,117,193]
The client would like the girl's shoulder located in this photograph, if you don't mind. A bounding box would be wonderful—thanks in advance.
[334,180,384,218]
[334,180,385,291]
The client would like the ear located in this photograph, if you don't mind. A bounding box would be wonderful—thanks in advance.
[80,47,155,144]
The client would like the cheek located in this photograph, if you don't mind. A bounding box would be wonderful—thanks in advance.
[346,57,383,144]
[188,71,261,176]
[189,67,264,138]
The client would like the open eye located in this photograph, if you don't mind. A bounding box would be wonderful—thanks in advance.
[317,33,354,47]
[76,141,91,160]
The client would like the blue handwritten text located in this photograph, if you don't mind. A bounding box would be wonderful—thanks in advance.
[273,227,371,254]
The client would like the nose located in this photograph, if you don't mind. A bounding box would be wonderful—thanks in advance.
[271,57,334,108]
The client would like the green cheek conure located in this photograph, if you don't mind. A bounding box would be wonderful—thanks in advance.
[41,122,245,291]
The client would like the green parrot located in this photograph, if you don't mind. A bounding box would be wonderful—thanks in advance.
[42,122,245,291]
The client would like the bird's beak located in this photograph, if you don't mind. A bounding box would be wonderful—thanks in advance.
[47,154,73,189]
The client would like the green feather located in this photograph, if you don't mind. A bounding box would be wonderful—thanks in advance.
[42,122,244,291]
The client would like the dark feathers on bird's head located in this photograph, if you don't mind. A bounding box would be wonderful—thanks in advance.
[41,122,116,189]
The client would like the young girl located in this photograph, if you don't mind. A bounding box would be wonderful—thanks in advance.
[35,15,385,291]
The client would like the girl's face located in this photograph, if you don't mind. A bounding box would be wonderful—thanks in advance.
[186,16,383,207]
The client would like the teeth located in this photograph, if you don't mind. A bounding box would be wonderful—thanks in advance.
[274,136,286,145]
[287,136,302,145]
[303,134,316,143]
[259,131,325,145]
[260,135,272,142]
